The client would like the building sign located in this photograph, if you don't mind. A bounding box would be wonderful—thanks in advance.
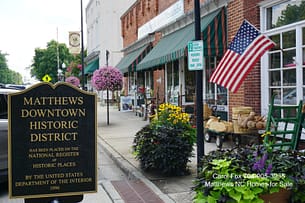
[137,0,184,39]
[187,40,204,71]
[8,82,97,198]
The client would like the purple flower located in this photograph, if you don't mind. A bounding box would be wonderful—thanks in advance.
[65,76,80,87]
[252,153,272,171]
[92,66,123,91]
[265,164,272,175]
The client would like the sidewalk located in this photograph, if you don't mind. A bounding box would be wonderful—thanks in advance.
[96,103,235,203]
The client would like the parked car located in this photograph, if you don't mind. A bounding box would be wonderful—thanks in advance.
[0,88,19,183]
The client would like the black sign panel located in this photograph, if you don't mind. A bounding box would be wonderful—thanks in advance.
[8,82,97,198]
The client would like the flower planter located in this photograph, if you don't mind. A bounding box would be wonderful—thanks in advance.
[259,189,291,203]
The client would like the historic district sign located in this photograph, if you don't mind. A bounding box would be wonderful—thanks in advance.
[187,40,204,71]
[8,82,97,198]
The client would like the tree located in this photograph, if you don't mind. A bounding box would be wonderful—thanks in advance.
[31,40,74,82]
[275,1,305,27]
[0,51,22,84]
[0,51,9,70]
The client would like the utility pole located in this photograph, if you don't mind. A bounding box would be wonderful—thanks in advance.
[194,0,204,171]
[106,50,110,125]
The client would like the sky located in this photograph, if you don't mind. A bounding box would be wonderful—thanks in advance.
[0,0,89,83]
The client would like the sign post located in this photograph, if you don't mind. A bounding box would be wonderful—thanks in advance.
[8,82,97,201]
[193,0,204,173]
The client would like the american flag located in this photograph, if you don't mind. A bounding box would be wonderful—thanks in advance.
[209,20,275,93]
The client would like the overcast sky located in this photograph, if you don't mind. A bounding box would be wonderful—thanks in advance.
[0,0,89,82]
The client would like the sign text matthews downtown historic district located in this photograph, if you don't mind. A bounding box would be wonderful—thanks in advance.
[187,40,204,71]
[8,82,97,198]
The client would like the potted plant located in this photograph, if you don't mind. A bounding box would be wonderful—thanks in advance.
[193,141,305,203]
[133,103,196,175]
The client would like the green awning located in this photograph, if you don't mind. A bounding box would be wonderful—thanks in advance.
[116,44,152,73]
[136,8,224,71]
[84,59,99,75]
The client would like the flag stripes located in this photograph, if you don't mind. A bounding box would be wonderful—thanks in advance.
[209,20,275,93]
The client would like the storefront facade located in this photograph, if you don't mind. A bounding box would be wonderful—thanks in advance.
[118,0,305,121]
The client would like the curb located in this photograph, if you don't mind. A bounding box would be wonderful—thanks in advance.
[97,136,175,203]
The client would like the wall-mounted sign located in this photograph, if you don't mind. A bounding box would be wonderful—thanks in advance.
[8,82,97,198]
[187,40,204,71]
[138,0,184,39]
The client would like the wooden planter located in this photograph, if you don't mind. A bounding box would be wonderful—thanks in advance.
[259,189,291,203]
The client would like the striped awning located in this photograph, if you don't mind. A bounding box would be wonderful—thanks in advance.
[84,58,99,75]
[116,44,152,73]
[136,7,226,71]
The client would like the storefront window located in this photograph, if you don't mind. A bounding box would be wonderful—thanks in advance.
[270,34,280,50]
[262,1,305,113]
[269,52,280,69]
[283,30,296,49]
[145,71,153,98]
[269,70,280,86]
[266,1,305,30]
[268,30,297,105]
[206,56,227,105]
[184,65,195,103]
[166,60,179,104]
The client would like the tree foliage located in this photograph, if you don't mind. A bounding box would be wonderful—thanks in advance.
[31,40,75,82]
[275,1,305,27]
[0,51,22,84]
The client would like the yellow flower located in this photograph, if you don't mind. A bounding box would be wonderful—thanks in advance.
[261,131,271,137]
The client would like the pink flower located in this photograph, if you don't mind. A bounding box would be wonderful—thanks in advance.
[65,76,80,87]
[91,66,123,91]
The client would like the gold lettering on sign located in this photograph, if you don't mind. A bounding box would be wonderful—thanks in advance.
[21,108,86,118]
[30,132,78,142]
[23,97,84,106]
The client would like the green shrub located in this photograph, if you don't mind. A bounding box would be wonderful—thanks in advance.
[133,103,196,176]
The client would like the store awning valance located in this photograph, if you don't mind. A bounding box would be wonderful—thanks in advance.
[136,8,226,71]
[116,44,152,73]
[84,58,99,75]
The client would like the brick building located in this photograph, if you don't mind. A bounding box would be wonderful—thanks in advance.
[116,0,305,122]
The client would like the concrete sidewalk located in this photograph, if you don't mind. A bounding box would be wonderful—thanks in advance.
[96,103,234,203]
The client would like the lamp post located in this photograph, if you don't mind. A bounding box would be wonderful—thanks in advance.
[62,62,66,81]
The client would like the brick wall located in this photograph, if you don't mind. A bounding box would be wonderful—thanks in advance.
[227,0,262,119]
[159,0,177,13]
[121,0,160,47]
[121,0,211,48]
[184,0,206,13]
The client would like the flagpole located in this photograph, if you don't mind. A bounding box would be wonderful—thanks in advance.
[80,0,85,90]
[194,0,204,171]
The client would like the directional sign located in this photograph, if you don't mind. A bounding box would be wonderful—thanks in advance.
[42,74,52,82]
[187,40,204,71]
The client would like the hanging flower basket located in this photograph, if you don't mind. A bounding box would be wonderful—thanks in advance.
[65,76,80,87]
[91,66,123,91]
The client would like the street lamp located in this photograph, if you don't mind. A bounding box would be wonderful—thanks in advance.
[57,68,63,82]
